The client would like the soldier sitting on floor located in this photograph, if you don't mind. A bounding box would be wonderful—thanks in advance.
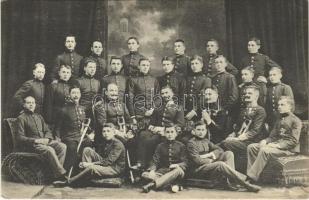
[186,121,261,192]
[53,123,125,187]
[141,125,188,193]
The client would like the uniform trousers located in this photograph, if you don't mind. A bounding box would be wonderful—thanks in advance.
[142,167,185,189]
[32,140,67,178]
[247,143,294,181]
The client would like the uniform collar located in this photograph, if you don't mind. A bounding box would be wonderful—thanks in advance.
[90,53,101,58]
[176,54,185,58]
[33,78,43,82]
[280,112,291,118]
[165,70,176,76]
[111,71,121,76]
[64,49,75,54]
[129,51,139,55]
[192,71,203,76]
[249,53,258,56]
[269,81,281,87]
[22,109,35,115]
[83,74,95,79]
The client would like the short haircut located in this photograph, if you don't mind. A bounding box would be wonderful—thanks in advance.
[164,124,177,132]
[23,96,35,103]
[269,66,283,74]
[207,39,219,47]
[190,55,203,63]
[127,36,139,44]
[92,40,102,46]
[65,34,76,40]
[194,120,207,128]
[138,58,150,65]
[244,85,260,95]
[161,56,174,64]
[174,39,185,44]
[107,83,118,90]
[69,85,80,93]
[215,55,227,62]
[242,66,255,75]
[249,37,261,45]
[33,63,45,71]
[110,56,122,64]
[58,64,72,72]
[161,85,175,94]
[102,123,115,130]
[279,96,295,112]
[84,58,97,68]
[204,85,219,94]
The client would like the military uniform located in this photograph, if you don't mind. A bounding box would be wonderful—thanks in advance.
[203,54,238,77]
[52,51,83,80]
[265,82,294,128]
[173,54,191,75]
[121,51,146,77]
[157,70,186,104]
[238,82,266,108]
[221,105,266,172]
[247,112,302,181]
[101,72,128,102]
[16,110,67,178]
[142,140,188,190]
[240,53,281,78]
[13,79,45,116]
[138,101,185,168]
[81,54,107,79]
[211,71,238,112]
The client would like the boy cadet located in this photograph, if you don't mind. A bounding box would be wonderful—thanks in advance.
[221,86,266,172]
[203,39,238,77]
[53,123,125,187]
[141,125,188,193]
[14,63,46,116]
[173,39,191,75]
[16,96,67,181]
[266,67,294,128]
[82,41,107,79]
[157,56,186,104]
[186,121,261,192]
[121,37,146,77]
[247,96,302,183]
[52,35,83,81]
[101,56,128,102]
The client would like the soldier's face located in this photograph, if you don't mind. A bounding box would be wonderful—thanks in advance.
[278,99,292,114]
[33,66,45,81]
[102,127,115,141]
[162,60,174,73]
[174,42,185,55]
[164,127,177,141]
[84,62,97,77]
[244,88,258,102]
[23,96,36,112]
[138,60,150,74]
[214,57,227,72]
[204,88,218,103]
[190,59,203,73]
[241,70,254,83]
[58,67,72,81]
[70,88,81,102]
[106,85,119,100]
[65,36,76,51]
[91,41,103,56]
[161,88,174,102]
[269,70,282,84]
[110,59,123,73]
[206,41,219,54]
[248,41,260,54]
[194,124,207,139]
[127,39,139,52]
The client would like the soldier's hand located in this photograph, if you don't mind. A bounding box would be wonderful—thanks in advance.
[267,143,280,148]
[257,76,267,83]
[87,132,95,141]
[55,136,61,142]
[79,162,94,169]
[238,134,248,141]
[185,110,197,120]
[259,139,267,146]
[169,164,179,169]
[145,108,154,117]
[35,138,49,145]
[202,110,212,125]
[51,80,58,84]
[148,170,156,179]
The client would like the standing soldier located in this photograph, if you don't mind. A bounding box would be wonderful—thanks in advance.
[121,37,146,78]
[52,35,83,81]
[14,63,46,116]
[101,56,128,102]
[173,39,191,75]
[82,41,107,80]
[203,39,238,77]
[157,56,186,105]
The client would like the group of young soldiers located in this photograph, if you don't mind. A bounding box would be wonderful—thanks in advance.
[12,35,302,193]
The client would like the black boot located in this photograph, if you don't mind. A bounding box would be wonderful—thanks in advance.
[142,182,155,193]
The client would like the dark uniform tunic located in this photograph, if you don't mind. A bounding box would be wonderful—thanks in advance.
[101,72,128,102]
[240,53,281,78]
[82,54,107,80]
[14,79,45,116]
[142,140,188,189]
[77,75,100,112]
[203,54,238,77]
[265,82,294,128]
[247,112,302,181]
[173,54,191,75]
[53,51,83,80]
[121,51,146,77]
[157,70,186,104]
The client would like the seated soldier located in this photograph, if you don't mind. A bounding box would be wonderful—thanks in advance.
[221,85,266,172]
[186,121,261,192]
[16,96,67,182]
[141,125,188,193]
[53,123,126,187]
[246,96,302,183]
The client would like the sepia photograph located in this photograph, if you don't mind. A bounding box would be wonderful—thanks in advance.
[1,0,308,199]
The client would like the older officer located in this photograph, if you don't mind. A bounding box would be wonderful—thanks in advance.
[246,96,302,182]
[121,37,146,77]
[173,39,191,75]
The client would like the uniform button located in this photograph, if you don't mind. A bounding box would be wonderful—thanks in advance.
[192,81,195,84]
[193,77,196,79]
[190,90,193,92]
